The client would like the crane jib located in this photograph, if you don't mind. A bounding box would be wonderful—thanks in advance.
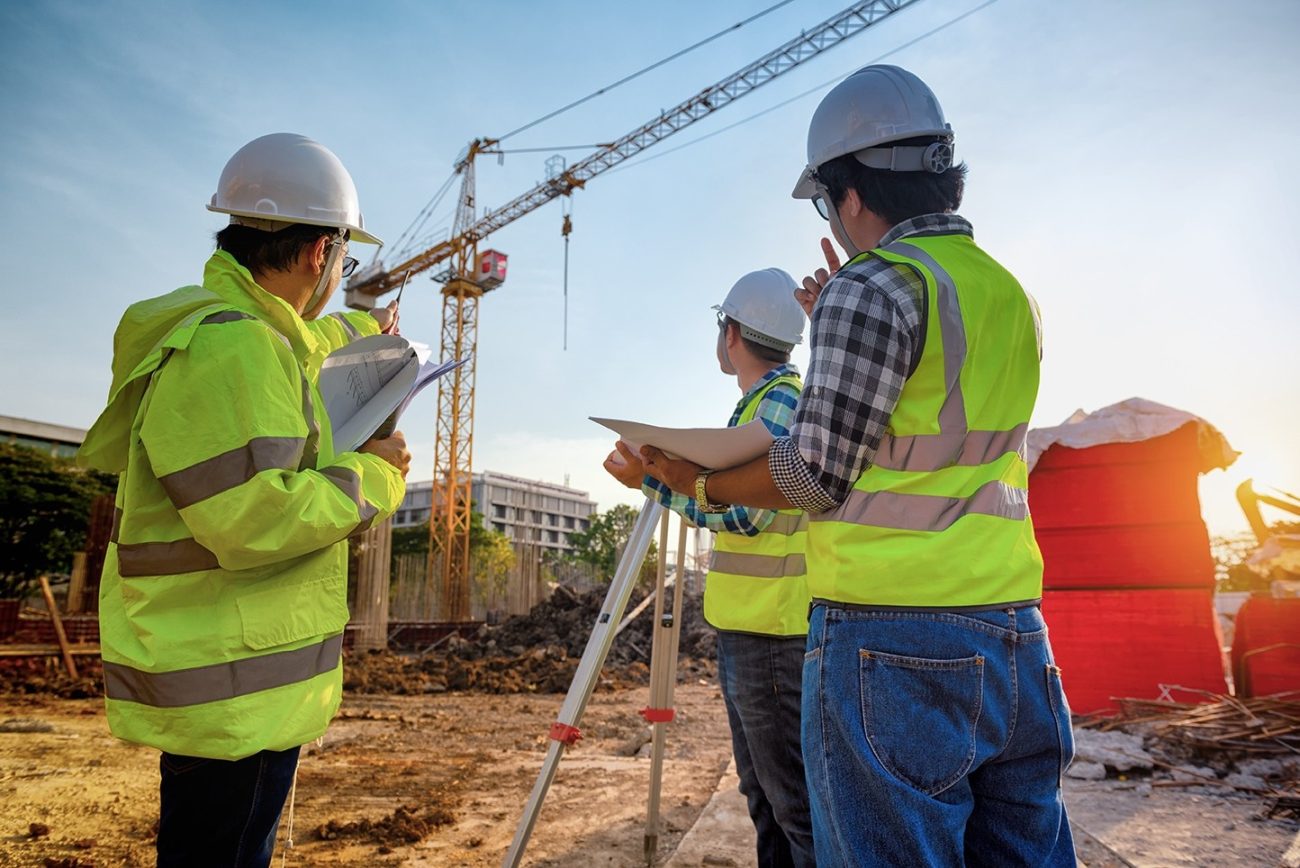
[345,0,922,300]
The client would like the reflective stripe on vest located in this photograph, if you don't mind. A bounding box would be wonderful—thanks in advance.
[103,633,343,708]
[806,233,1043,609]
[329,311,361,340]
[704,373,811,636]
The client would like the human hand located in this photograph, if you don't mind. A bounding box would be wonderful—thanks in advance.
[795,237,842,317]
[639,445,703,497]
[371,300,400,335]
[360,429,411,478]
[603,441,647,489]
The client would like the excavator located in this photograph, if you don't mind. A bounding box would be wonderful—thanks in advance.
[1236,479,1300,581]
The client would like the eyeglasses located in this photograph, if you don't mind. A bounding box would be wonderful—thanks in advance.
[812,195,831,221]
[341,255,359,278]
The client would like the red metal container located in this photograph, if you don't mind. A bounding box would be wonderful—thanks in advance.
[1030,424,1215,589]
[1043,588,1227,713]
[1230,597,1300,697]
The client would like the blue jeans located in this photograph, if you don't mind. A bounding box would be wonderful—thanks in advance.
[157,746,300,868]
[802,604,1075,867]
[717,631,817,868]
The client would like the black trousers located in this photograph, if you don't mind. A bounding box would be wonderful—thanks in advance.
[157,745,301,868]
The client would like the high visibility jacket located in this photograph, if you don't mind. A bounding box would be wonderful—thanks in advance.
[79,251,405,760]
[705,374,811,636]
[806,233,1045,608]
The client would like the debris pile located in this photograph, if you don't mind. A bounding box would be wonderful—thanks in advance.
[459,583,716,665]
[345,584,717,696]
[1071,691,1300,819]
[315,802,455,847]
[0,657,102,700]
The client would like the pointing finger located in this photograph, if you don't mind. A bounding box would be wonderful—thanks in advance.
[821,237,842,272]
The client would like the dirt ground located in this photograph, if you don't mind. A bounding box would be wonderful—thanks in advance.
[3,677,1298,867]
[0,681,732,868]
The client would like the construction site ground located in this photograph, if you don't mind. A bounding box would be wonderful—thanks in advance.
[4,682,1299,868]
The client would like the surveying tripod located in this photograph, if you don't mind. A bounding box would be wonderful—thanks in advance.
[503,496,692,866]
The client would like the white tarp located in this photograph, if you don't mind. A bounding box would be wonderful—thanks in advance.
[1025,397,1239,474]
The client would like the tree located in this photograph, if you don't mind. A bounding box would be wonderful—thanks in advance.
[389,507,516,599]
[0,443,116,598]
[566,503,657,585]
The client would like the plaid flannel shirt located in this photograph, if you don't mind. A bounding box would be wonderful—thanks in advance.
[645,363,801,534]
[769,214,976,512]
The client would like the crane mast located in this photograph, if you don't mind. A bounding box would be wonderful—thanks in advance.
[346,0,921,621]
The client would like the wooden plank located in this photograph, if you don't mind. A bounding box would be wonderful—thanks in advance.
[0,644,101,658]
[39,575,78,678]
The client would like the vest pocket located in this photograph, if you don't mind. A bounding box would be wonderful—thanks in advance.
[237,577,349,651]
[859,648,984,796]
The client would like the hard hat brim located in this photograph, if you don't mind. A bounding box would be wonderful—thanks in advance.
[791,166,817,200]
[208,205,383,246]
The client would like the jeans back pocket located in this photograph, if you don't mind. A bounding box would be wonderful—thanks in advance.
[859,649,984,796]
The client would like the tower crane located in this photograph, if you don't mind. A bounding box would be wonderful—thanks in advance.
[344,0,922,621]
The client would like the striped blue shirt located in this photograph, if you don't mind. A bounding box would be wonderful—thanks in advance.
[643,363,800,535]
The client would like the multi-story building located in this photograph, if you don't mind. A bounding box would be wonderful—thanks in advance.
[394,471,597,555]
[1,415,86,459]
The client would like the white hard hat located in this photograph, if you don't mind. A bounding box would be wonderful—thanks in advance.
[208,133,383,245]
[712,268,804,350]
[792,65,953,199]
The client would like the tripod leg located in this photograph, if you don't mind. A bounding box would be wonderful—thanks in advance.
[503,497,663,868]
[644,514,691,863]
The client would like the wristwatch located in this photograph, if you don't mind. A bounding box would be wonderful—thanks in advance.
[694,471,729,514]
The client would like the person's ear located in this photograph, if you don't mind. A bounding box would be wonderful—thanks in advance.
[307,235,331,275]
[841,187,863,219]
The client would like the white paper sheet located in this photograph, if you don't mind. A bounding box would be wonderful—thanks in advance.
[589,417,774,470]
[319,334,466,453]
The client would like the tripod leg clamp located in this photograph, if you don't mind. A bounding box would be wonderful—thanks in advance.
[548,722,583,745]
[639,707,676,724]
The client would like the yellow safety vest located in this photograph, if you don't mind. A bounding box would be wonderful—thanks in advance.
[705,374,811,636]
[805,232,1045,608]
[79,251,405,760]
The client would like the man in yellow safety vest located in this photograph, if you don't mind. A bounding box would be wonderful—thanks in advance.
[605,269,815,866]
[79,133,410,868]
[638,66,1075,866]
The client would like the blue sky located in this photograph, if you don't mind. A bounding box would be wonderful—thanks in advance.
[2,0,1297,536]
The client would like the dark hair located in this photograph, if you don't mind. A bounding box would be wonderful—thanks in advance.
[722,317,791,365]
[215,223,341,275]
[817,137,967,227]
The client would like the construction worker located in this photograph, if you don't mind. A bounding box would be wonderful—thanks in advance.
[78,133,410,868]
[604,268,815,867]
[638,66,1075,865]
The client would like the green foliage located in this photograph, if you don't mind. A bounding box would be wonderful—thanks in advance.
[390,508,511,563]
[390,508,516,606]
[565,503,657,585]
[0,443,116,598]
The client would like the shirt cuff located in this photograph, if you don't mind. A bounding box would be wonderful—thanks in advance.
[769,436,837,513]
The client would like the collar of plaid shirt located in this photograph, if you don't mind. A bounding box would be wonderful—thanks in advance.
[877,213,974,248]
[729,362,801,426]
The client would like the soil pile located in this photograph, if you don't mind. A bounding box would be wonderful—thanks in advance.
[344,584,718,696]
[0,657,103,699]
[480,584,717,665]
[315,802,456,847]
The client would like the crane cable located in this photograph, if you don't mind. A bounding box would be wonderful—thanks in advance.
[603,0,1001,178]
[381,169,459,265]
[495,0,798,144]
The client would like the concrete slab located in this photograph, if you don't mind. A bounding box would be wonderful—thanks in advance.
[665,759,757,868]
